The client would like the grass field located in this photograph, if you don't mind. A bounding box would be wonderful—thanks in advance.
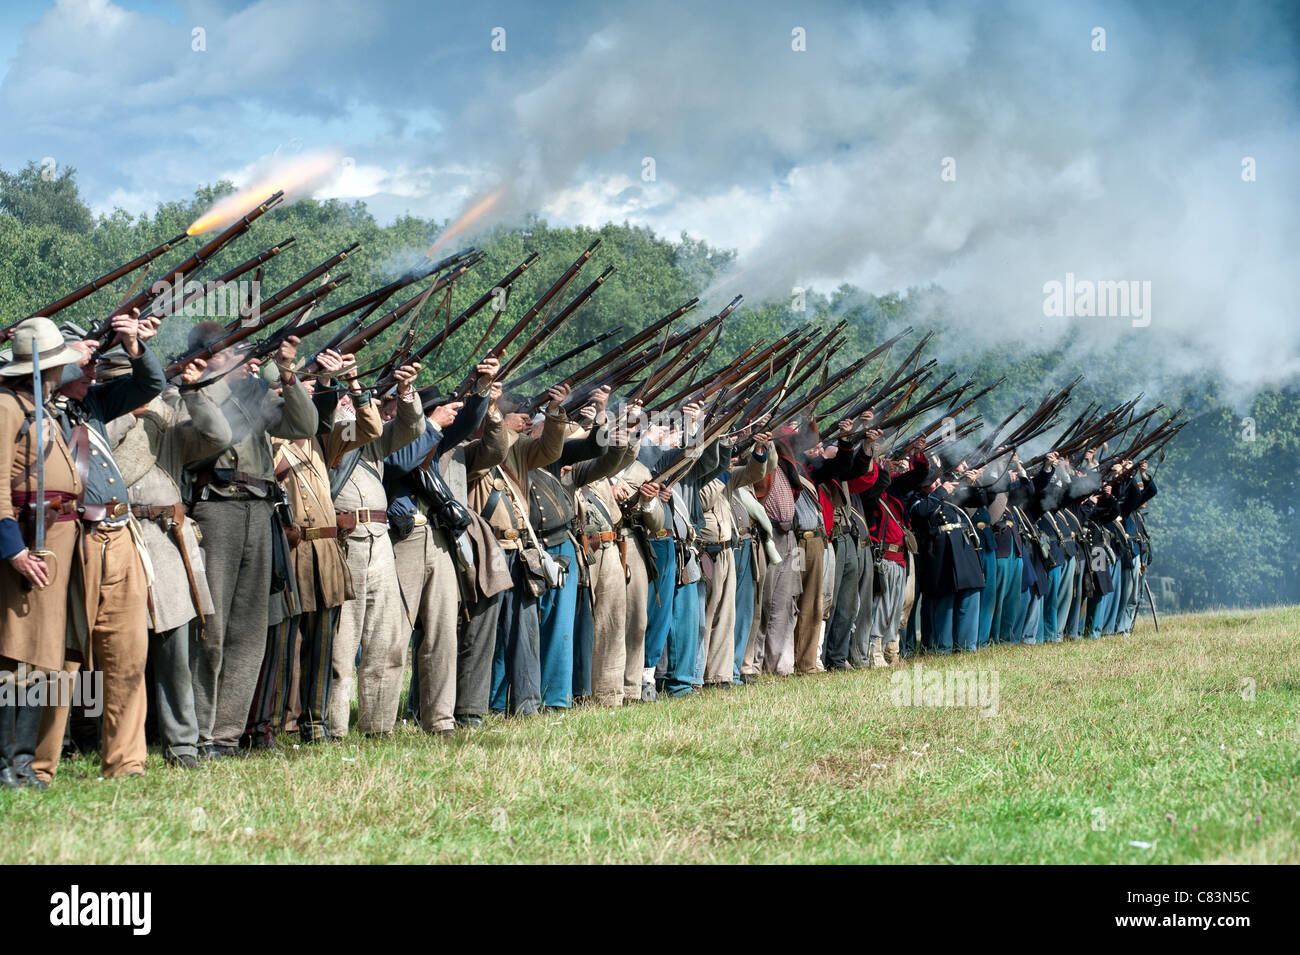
[3,606,1298,864]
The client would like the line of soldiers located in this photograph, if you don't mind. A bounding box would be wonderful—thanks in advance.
[0,313,1158,788]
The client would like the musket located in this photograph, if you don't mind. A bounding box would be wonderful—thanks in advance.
[499,264,616,386]
[509,326,626,388]
[301,254,484,371]
[149,237,298,324]
[90,191,285,351]
[370,253,541,393]
[452,240,602,396]
[237,241,362,325]
[10,230,189,332]
[164,274,351,378]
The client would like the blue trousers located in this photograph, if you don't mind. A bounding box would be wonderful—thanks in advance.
[1052,557,1075,641]
[733,540,755,683]
[644,538,676,670]
[1020,591,1043,644]
[664,569,700,696]
[1041,564,1064,642]
[490,553,542,715]
[991,556,1022,644]
[1102,561,1124,634]
[1116,562,1138,634]
[537,540,579,708]
[921,588,980,654]
[976,547,998,648]
[573,586,594,700]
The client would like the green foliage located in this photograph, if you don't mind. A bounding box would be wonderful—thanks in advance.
[1,162,1293,611]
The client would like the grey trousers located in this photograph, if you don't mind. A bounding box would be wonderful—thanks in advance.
[333,532,405,737]
[758,529,800,675]
[871,558,907,663]
[393,524,459,734]
[823,534,861,668]
[847,541,876,667]
[191,498,273,750]
[458,583,501,720]
[150,622,199,759]
[622,534,650,703]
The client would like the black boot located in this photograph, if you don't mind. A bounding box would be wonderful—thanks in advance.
[12,702,48,790]
[0,698,18,789]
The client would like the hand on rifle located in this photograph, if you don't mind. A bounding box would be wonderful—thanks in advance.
[180,357,208,386]
[656,483,672,503]
[393,362,421,397]
[587,385,611,411]
[1139,459,1149,473]
[964,467,983,484]
[1045,451,1060,469]
[137,314,162,343]
[9,549,49,589]
[639,481,661,502]
[489,381,503,406]
[865,428,883,443]
[545,382,571,415]
[276,335,301,383]
[837,418,854,438]
[941,480,957,494]
[475,355,501,383]
[316,349,345,380]
[860,408,875,427]
[611,482,631,504]
[430,400,464,431]
[752,431,773,453]
[109,309,143,357]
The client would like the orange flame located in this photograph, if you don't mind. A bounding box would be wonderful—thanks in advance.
[187,151,343,236]
[426,185,508,257]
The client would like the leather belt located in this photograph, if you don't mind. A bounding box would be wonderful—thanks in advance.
[584,530,617,550]
[194,470,271,495]
[13,493,80,524]
[884,543,904,553]
[132,502,184,523]
[494,528,521,541]
[652,529,672,540]
[411,513,428,526]
[799,529,825,540]
[937,522,962,532]
[300,526,338,541]
[336,509,388,531]
[80,501,130,522]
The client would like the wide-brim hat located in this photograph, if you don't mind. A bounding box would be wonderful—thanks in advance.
[0,317,85,379]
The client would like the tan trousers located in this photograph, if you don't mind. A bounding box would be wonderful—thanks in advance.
[740,544,768,677]
[36,524,148,780]
[702,547,736,684]
[793,534,826,674]
[330,532,405,737]
[622,534,649,703]
[393,523,459,734]
[588,544,627,706]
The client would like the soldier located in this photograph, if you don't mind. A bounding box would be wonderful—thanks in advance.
[37,311,165,781]
[468,383,570,717]
[382,357,498,736]
[0,317,85,789]
[697,430,773,687]
[183,321,317,758]
[609,456,664,704]
[531,389,633,709]
[101,329,228,769]
[253,350,384,745]
[909,461,987,654]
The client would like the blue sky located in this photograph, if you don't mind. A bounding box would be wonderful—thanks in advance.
[2,0,1298,393]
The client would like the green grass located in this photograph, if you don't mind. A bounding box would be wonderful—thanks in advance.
[4,606,1298,864]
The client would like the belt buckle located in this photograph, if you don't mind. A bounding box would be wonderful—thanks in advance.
[113,502,128,518]
[412,514,428,526]
[492,477,506,491]
[504,529,519,540]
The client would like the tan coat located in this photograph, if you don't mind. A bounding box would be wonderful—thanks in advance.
[0,388,82,671]
[272,400,382,611]
[699,448,776,544]
[465,407,567,543]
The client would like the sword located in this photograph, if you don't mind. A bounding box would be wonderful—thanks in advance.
[29,344,56,590]
[1143,575,1159,632]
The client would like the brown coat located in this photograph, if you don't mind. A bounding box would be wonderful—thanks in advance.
[272,400,383,611]
[0,388,82,671]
